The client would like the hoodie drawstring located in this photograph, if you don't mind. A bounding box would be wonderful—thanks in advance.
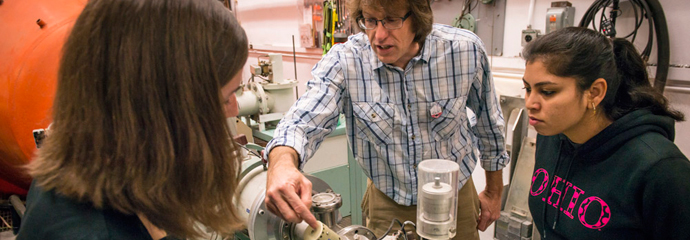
[543,138,579,239]
[553,152,576,230]
[542,140,564,239]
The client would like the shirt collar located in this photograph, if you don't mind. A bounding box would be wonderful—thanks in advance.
[415,39,431,63]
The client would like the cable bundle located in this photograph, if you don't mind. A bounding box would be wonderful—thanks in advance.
[578,0,669,92]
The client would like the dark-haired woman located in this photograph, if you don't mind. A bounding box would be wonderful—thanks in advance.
[16,0,248,239]
[523,27,690,239]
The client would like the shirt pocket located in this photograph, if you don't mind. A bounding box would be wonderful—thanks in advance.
[352,102,397,145]
[427,98,465,141]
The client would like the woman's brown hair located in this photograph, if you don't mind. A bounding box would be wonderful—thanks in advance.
[28,0,248,238]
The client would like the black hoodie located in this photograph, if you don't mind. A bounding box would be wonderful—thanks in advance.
[528,109,690,239]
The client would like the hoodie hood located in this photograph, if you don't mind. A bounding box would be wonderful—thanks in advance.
[568,109,675,162]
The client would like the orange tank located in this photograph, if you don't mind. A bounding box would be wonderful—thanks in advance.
[0,0,86,195]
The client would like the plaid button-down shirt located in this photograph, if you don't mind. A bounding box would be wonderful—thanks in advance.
[266,24,509,205]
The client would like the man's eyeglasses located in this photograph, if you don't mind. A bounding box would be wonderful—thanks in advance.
[357,12,412,30]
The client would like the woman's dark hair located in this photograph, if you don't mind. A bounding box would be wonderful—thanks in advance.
[522,27,683,121]
[29,0,248,238]
[348,0,433,44]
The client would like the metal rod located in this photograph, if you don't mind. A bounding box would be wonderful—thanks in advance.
[292,35,298,80]
[292,35,299,100]
[0,215,10,229]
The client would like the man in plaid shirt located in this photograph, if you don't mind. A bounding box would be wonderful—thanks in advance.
[264,0,509,238]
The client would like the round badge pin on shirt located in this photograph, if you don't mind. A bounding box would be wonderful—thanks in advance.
[430,104,443,118]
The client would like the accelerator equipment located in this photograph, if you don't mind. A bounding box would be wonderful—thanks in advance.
[0,0,86,195]
[236,152,473,240]
[234,155,377,240]
[494,136,538,240]
[237,54,299,131]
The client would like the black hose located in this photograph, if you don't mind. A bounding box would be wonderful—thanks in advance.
[645,0,670,93]
[637,0,653,59]
[622,0,640,41]
[377,218,405,240]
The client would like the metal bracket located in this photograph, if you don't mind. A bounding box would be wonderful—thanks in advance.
[32,129,46,148]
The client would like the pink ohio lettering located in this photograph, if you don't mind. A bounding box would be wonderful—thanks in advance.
[531,168,549,196]
[562,182,584,219]
[547,176,565,208]
[578,196,611,229]
[530,168,610,230]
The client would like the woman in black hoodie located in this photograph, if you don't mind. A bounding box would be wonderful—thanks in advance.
[522,27,690,239]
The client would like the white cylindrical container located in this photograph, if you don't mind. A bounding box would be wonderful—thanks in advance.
[417,159,460,240]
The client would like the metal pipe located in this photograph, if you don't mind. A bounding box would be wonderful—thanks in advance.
[664,86,690,94]
[249,50,322,60]
[527,0,536,28]
[293,35,299,100]
[236,90,261,116]
[492,71,525,80]
[10,194,25,218]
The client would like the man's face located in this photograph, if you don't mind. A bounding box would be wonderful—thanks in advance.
[362,6,419,69]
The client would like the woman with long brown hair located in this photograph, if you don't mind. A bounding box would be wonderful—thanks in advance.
[17,0,248,239]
